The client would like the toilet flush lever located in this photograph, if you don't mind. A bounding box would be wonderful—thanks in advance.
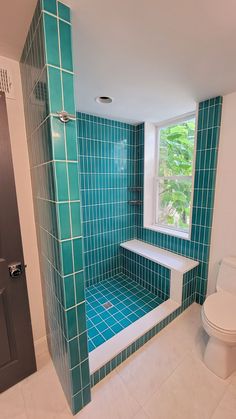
[57,110,75,123]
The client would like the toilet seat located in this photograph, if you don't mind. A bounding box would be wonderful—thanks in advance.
[202,291,236,343]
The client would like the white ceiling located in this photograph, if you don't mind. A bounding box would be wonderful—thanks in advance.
[70,0,236,123]
[0,0,37,60]
[1,0,236,123]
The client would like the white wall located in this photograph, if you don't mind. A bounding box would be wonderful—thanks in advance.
[0,55,46,352]
[208,91,236,295]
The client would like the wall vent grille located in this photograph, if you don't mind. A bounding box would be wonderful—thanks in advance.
[0,67,15,99]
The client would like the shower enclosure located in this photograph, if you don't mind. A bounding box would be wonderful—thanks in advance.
[77,113,169,353]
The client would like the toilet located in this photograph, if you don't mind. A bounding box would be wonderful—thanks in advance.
[202,257,236,379]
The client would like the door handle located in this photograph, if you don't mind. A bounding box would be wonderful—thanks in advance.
[8,263,26,279]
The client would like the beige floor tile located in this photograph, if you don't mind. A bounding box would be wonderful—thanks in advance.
[21,361,69,419]
[116,305,202,406]
[0,383,26,419]
[74,371,140,419]
[133,409,149,419]
[211,383,236,419]
[165,303,203,350]
[143,353,228,419]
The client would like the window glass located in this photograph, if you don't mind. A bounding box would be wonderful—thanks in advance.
[156,117,196,233]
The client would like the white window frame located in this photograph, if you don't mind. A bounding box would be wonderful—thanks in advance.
[143,110,197,240]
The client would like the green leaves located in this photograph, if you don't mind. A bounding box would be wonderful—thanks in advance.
[157,118,195,231]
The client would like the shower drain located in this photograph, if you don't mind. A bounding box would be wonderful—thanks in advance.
[103,301,113,309]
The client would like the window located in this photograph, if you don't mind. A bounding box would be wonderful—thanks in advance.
[143,113,196,239]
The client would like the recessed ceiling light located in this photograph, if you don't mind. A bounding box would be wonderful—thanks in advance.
[95,96,113,104]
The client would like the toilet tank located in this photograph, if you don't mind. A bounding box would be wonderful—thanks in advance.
[217,257,236,294]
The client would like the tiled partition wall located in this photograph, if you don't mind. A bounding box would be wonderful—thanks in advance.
[77,113,137,287]
[20,0,90,414]
[135,97,223,304]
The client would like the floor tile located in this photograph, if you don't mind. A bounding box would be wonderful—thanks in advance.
[133,409,149,419]
[143,353,228,419]
[73,371,140,419]
[0,384,26,419]
[117,324,190,406]
[21,358,69,419]
[211,375,236,419]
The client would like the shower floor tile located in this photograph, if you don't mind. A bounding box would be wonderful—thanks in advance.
[86,274,164,352]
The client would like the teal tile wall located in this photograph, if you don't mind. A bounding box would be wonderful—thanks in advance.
[121,249,170,301]
[77,113,137,287]
[77,99,222,306]
[135,97,223,304]
[20,0,91,414]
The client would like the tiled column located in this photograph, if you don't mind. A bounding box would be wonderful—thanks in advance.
[20,0,91,414]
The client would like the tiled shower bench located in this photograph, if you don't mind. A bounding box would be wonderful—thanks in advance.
[89,239,199,386]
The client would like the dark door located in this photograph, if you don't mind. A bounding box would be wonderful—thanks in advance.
[0,92,36,392]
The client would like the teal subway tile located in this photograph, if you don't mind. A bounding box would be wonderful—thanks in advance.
[59,21,73,71]
[77,303,86,334]
[48,162,57,200]
[71,365,82,394]
[61,240,73,275]
[72,392,83,415]
[62,71,75,115]
[79,332,89,362]
[54,161,69,201]
[48,66,62,113]
[43,13,60,66]
[66,120,77,160]
[69,337,80,369]
[70,202,82,237]
[65,307,77,339]
[58,2,71,22]
[42,0,57,14]
[75,272,85,303]
[64,275,75,309]
[82,385,91,406]
[51,117,66,160]
[68,163,80,200]
[73,238,83,271]
[57,202,71,239]
[81,360,90,388]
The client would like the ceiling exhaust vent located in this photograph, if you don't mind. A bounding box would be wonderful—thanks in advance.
[0,67,15,99]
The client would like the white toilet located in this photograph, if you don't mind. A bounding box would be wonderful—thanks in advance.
[202,257,236,379]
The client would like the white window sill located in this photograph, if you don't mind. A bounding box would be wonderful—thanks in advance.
[144,224,191,241]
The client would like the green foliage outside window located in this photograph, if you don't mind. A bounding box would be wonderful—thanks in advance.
[157,119,195,231]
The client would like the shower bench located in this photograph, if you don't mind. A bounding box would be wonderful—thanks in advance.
[89,239,199,383]
[120,239,199,305]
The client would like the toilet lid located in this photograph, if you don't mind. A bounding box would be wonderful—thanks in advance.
[203,291,236,332]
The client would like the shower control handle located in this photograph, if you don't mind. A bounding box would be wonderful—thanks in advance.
[57,110,75,123]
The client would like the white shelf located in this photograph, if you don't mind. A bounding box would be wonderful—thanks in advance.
[120,239,199,274]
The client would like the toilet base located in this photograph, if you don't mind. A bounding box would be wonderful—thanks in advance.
[203,336,236,379]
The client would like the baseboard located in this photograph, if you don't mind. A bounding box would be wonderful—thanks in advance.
[34,335,48,359]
